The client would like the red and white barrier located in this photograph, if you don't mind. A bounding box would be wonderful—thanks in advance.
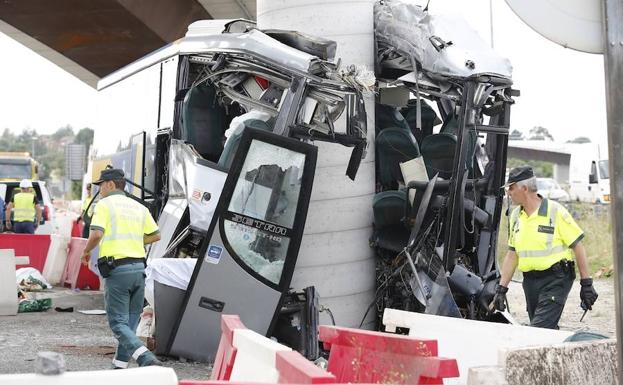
[320,325,459,385]
[382,308,573,385]
[209,314,336,385]
[42,234,70,285]
[276,350,336,384]
[60,237,100,290]
[0,233,51,273]
[211,315,247,381]
[229,328,291,382]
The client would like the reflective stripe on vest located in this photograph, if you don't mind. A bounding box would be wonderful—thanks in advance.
[513,201,572,271]
[13,192,35,222]
[100,199,145,243]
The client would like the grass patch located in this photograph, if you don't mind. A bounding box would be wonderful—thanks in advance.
[495,202,612,277]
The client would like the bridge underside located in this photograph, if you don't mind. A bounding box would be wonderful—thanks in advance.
[507,145,571,183]
[0,0,255,87]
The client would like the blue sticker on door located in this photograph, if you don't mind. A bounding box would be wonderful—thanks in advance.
[206,245,223,264]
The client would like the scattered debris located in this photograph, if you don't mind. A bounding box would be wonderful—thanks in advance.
[18,297,52,313]
[77,309,106,315]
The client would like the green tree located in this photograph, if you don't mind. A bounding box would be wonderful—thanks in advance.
[52,125,74,140]
[506,158,553,178]
[74,127,94,164]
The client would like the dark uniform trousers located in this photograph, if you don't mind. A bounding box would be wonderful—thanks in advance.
[522,260,576,329]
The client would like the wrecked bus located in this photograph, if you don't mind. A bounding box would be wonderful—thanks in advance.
[92,0,517,363]
[94,18,369,361]
[370,1,517,323]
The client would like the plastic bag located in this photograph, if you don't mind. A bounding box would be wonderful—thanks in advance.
[18,298,52,313]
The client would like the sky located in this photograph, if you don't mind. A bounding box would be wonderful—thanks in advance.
[0,1,609,150]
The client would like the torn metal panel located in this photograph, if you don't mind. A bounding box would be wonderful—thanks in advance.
[167,140,228,232]
[374,0,512,79]
[147,198,188,260]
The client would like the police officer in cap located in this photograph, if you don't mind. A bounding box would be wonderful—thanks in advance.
[492,166,598,329]
[81,168,162,368]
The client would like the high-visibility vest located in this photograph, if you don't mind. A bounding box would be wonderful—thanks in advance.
[13,192,36,222]
[81,196,95,217]
[509,199,582,272]
[91,193,158,260]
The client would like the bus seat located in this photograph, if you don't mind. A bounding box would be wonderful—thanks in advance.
[421,133,457,180]
[218,119,273,170]
[372,190,410,253]
[181,84,228,163]
[376,104,410,133]
[400,99,441,145]
[439,114,478,177]
[376,127,420,190]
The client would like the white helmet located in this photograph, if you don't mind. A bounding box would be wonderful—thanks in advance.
[19,179,33,189]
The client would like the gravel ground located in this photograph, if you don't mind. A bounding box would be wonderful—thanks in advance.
[0,288,211,380]
[505,277,616,337]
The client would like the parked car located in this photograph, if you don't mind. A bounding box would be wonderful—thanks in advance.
[537,178,569,202]
[0,181,56,235]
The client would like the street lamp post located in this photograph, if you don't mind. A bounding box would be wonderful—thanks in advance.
[31,136,38,159]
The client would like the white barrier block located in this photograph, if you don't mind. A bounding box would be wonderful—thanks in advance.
[0,366,178,385]
[0,249,18,316]
[230,328,291,383]
[42,234,70,285]
[467,366,507,385]
[383,308,573,385]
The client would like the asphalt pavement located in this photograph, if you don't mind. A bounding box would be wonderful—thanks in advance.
[0,288,211,380]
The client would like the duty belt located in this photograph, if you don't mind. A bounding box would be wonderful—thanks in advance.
[100,257,146,267]
[523,260,574,279]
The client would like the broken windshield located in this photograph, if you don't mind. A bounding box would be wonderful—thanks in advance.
[223,140,305,284]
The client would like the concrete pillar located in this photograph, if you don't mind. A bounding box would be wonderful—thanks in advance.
[257,0,376,327]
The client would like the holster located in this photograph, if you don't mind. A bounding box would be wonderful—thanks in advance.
[97,257,116,278]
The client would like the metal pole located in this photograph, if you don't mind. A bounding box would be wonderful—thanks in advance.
[602,1,623,383]
[489,0,494,49]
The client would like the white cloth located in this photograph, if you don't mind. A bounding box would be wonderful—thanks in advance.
[144,258,197,306]
[15,267,52,289]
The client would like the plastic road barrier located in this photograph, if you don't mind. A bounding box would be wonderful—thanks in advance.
[60,237,100,290]
[319,325,459,385]
[211,315,248,381]
[0,233,51,273]
[276,350,336,384]
[42,234,70,285]
[382,308,573,385]
[229,328,292,382]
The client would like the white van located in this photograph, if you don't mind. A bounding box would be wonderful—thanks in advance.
[568,158,610,204]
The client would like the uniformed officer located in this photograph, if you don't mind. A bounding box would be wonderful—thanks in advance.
[4,179,42,234]
[81,183,95,238]
[80,168,162,368]
[492,166,598,329]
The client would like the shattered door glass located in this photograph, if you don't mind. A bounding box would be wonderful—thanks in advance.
[410,249,461,318]
[223,140,305,284]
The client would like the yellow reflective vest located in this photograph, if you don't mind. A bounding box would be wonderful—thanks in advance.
[13,192,36,222]
[508,198,584,272]
[89,191,159,260]
[81,196,95,218]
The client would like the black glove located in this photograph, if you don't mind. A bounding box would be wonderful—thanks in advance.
[491,284,508,312]
[580,278,598,310]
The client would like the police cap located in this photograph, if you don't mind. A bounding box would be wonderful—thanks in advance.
[503,166,534,188]
[93,168,125,185]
